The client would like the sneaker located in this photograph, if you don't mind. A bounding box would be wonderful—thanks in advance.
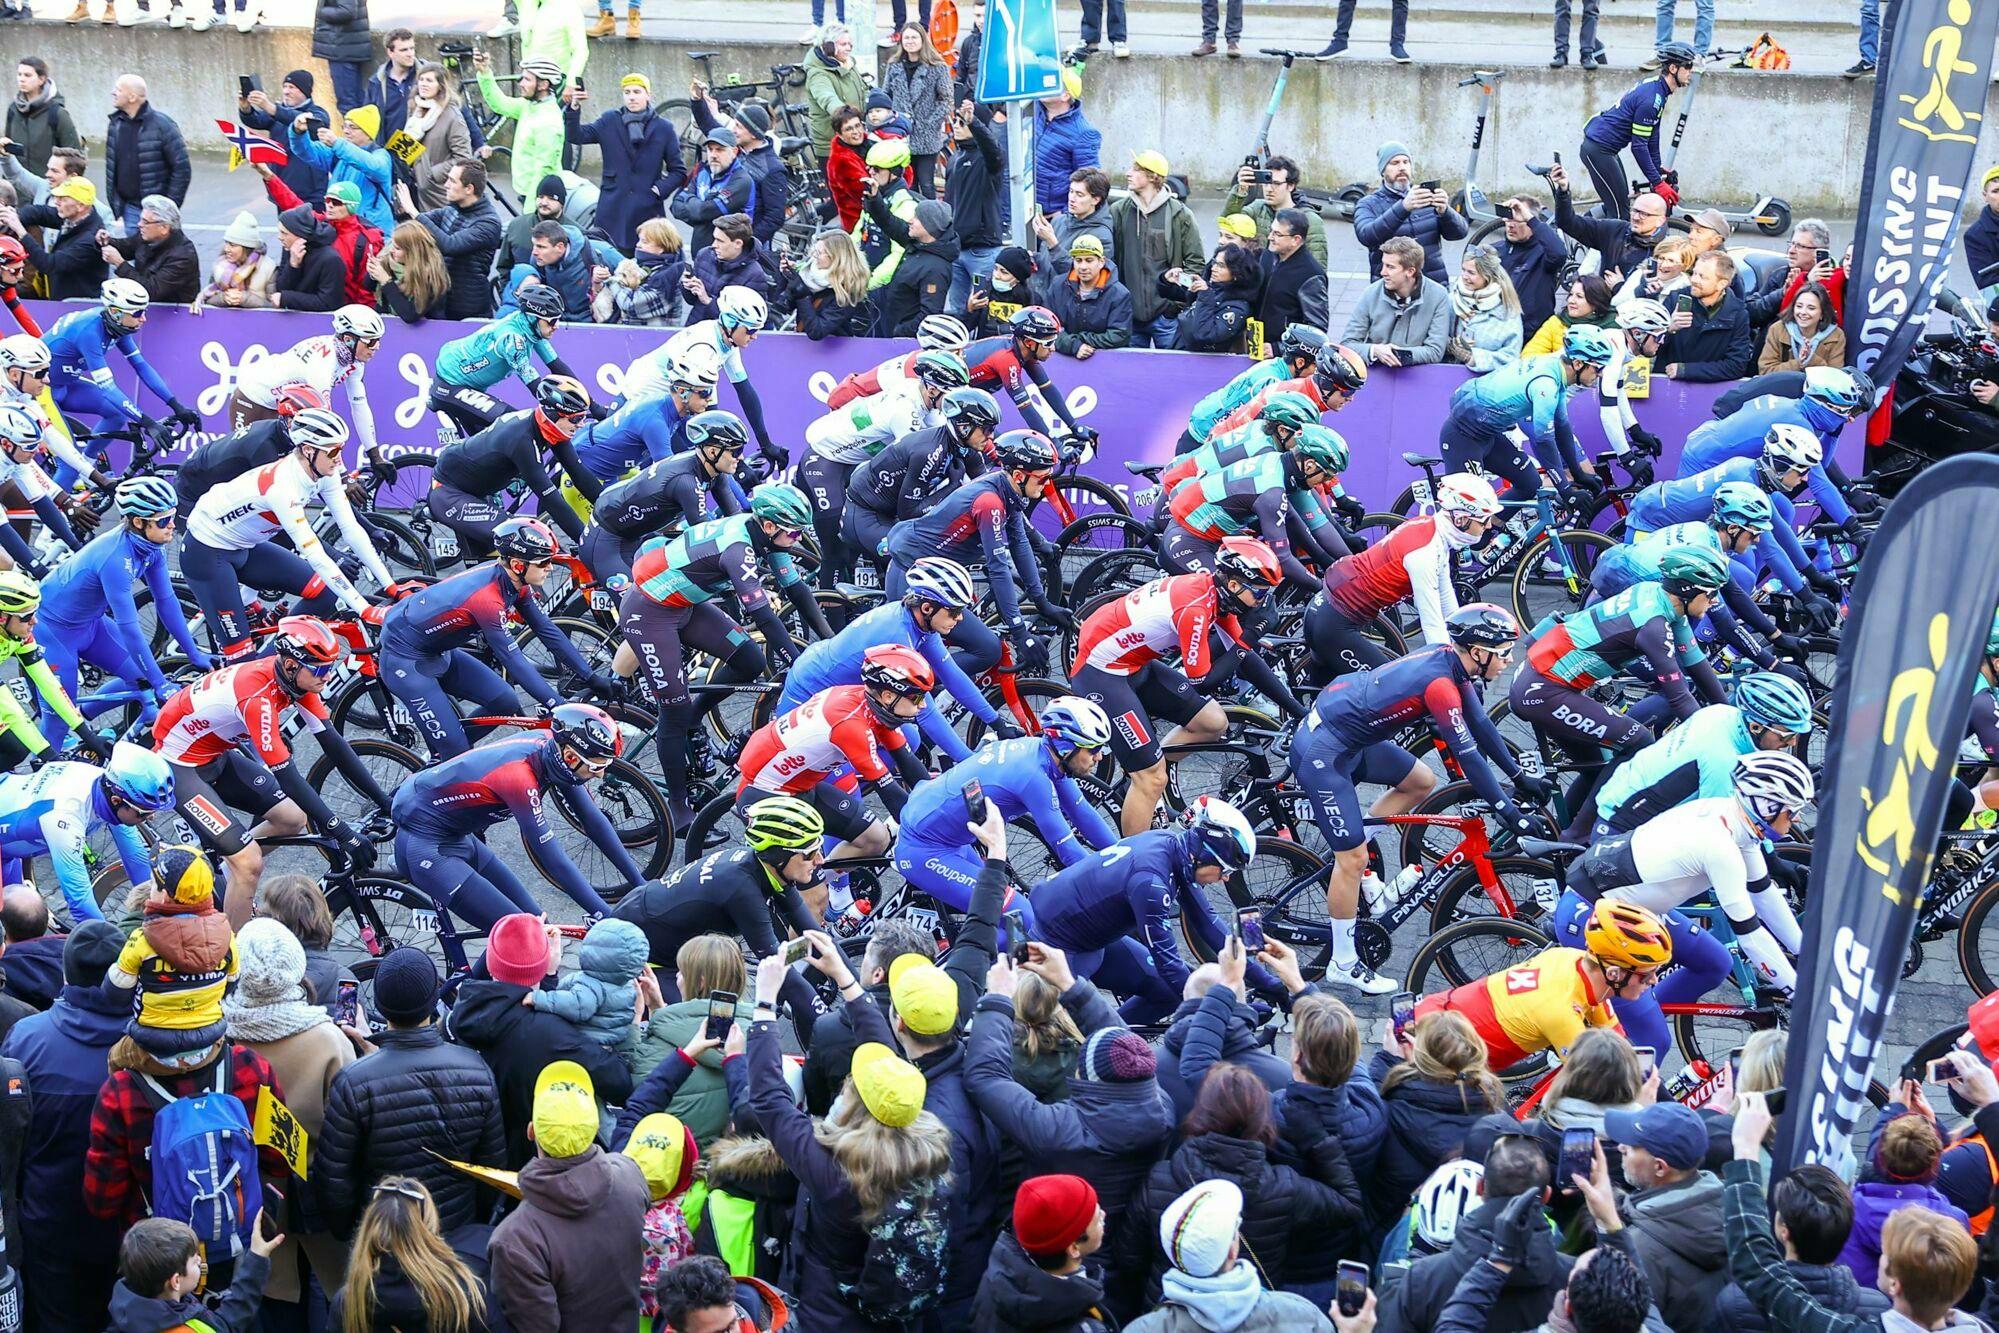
[1590,50,1608,66]
[1549,52,1568,68]
[1390,42,1411,62]
[1638,55,1662,71]
[189,6,213,27]
[1322,960,1399,995]
[165,3,184,25]
[1314,37,1348,57]
[487,17,519,35]
[1226,40,1240,56]
[1843,59,1876,78]
[1079,40,1100,52]
[1112,40,1130,56]
[231,3,256,29]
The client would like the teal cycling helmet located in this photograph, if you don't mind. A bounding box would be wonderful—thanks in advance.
[1257,390,1320,431]
[1561,324,1619,369]
[1802,366,1867,417]
[101,740,174,812]
[1658,543,1730,598]
[1733,671,1814,735]
[749,482,813,532]
[1986,609,1999,657]
[1290,423,1349,475]
[116,476,178,519]
[1709,481,1774,533]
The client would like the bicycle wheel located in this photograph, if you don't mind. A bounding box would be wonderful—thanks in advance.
[356,511,435,580]
[1957,874,1999,995]
[967,675,1075,745]
[540,757,675,891]
[679,791,739,867]
[306,738,421,824]
[330,876,449,979]
[698,657,780,750]
[1260,863,1334,970]
[1048,513,1154,603]
[1064,546,1165,615]
[327,673,428,751]
[1511,528,1616,629]
[1404,915,1552,992]
[366,449,440,515]
[1426,856,1561,932]
[512,615,618,697]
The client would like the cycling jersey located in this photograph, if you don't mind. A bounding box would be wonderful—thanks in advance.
[1625,457,1811,593]
[901,736,1118,869]
[804,382,936,465]
[1207,375,1334,442]
[233,335,379,454]
[1157,424,1345,536]
[885,472,1048,627]
[592,449,744,539]
[431,410,589,542]
[1166,451,1319,588]
[40,524,208,697]
[1677,394,1853,526]
[380,561,598,699]
[174,420,291,518]
[1186,358,1291,447]
[1971,676,1999,763]
[612,847,816,963]
[155,656,332,768]
[1072,573,1247,680]
[0,627,84,760]
[572,395,690,487]
[1416,945,1618,1069]
[630,511,802,619]
[1595,703,1756,831]
[435,310,559,392]
[962,335,1081,434]
[780,601,997,761]
[186,454,390,616]
[621,321,749,404]
[1582,75,1672,183]
[737,683,907,795]
[45,307,175,426]
[1591,521,1783,668]
[0,760,150,921]
[1444,353,1581,476]
[1321,515,1458,647]
[826,348,921,410]
[1595,338,1641,457]
[847,423,986,525]
[1526,581,1710,721]
[0,377,100,487]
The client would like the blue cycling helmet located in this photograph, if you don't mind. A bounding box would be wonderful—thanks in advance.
[1182,795,1257,872]
[1733,671,1814,735]
[1039,697,1111,755]
[116,476,178,519]
[1802,366,1867,417]
[1561,324,1618,369]
[1709,481,1774,533]
[101,740,174,812]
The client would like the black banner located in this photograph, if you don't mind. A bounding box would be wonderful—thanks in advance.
[1841,0,1999,389]
[1774,455,1999,1177]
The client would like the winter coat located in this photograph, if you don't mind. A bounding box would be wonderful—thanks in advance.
[1173,280,1255,353]
[1156,991,1291,1125]
[329,1227,504,1333]
[600,246,685,326]
[104,102,191,220]
[6,83,80,179]
[290,129,395,235]
[867,191,959,336]
[1554,189,1664,283]
[1967,204,1999,294]
[1660,289,1754,382]
[1034,100,1102,217]
[505,221,598,320]
[477,71,566,211]
[803,47,868,160]
[785,267,875,338]
[17,202,106,298]
[108,1252,271,1333]
[1382,1194,1575,1332]
[1218,184,1330,268]
[1272,1073,1388,1183]
[694,1133,799,1286]
[565,103,681,253]
[1109,191,1205,325]
[1342,276,1452,365]
[488,1146,649,1332]
[972,1233,1119,1333]
[242,97,334,205]
[631,996,753,1144]
[417,197,503,320]
[365,62,416,142]
[526,918,648,1054]
[273,215,349,313]
[105,228,201,304]
[1837,1179,1971,1288]
[1353,183,1469,285]
[882,57,954,157]
[517,0,587,84]
[444,977,636,1168]
[312,0,371,65]
[1621,1170,1729,1333]
[265,172,382,307]
[687,91,786,245]
[1496,213,1569,336]
[0,982,128,1250]
[1257,247,1326,339]
[1046,261,1133,354]
[827,136,871,232]
[1714,1259,1890,1333]
[1367,1049,1492,1239]
[688,242,775,323]
[945,116,1005,250]
[803,980,892,1115]
[671,157,757,255]
[1450,279,1524,373]
[1124,1274,1333,1333]
[402,99,474,213]
[1758,320,1847,375]
[0,934,63,1009]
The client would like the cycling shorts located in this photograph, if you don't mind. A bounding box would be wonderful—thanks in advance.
[426,484,507,559]
[618,591,752,714]
[228,391,284,435]
[1291,722,1420,853]
[1070,661,1205,772]
[1160,524,1220,576]
[735,779,873,843]
[1303,593,1396,684]
[171,750,286,857]
[429,384,509,439]
[1507,671,1654,758]
[179,536,343,654]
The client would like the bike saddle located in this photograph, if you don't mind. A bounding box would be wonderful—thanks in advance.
[778,136,810,157]
[1401,451,1441,468]
[1124,460,1165,479]
[1524,162,1555,178]
[834,581,884,601]
[1520,837,1587,859]
[438,39,474,56]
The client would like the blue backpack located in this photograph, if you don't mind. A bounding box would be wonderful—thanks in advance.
[142,1065,261,1261]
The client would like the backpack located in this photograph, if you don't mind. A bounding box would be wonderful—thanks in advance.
[141,1063,262,1261]
[836,1175,949,1325]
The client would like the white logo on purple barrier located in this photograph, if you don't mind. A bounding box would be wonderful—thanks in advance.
[194,340,275,418]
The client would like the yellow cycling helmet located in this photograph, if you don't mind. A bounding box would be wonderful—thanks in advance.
[1584,899,1673,970]
[744,795,825,861]
[0,568,40,616]
[865,138,911,171]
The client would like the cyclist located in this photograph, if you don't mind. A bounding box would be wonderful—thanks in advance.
[893,697,1121,934]
[1437,325,1615,504]
[1969,612,1999,769]
[579,410,751,583]
[801,348,968,589]
[1555,750,1813,1054]
[824,312,973,408]
[174,385,328,520]
[1597,298,1670,465]
[1197,340,1370,449]
[1294,604,1545,994]
[183,408,394,659]
[37,478,212,753]
[620,288,783,469]
[428,375,594,556]
[0,236,40,337]
[1034,797,1278,1023]
[228,305,395,476]
[1591,671,1814,839]
[1307,473,1501,682]
[611,794,826,1037]
[0,405,85,572]
[0,570,102,770]
[1176,323,1331,454]
[392,702,644,929]
[1678,365,1872,539]
[884,428,1068,677]
[45,279,199,483]
[779,557,1014,764]
[153,617,390,926]
[962,306,1096,445]
[843,386,1003,580]
[1156,394,1360,545]
[0,741,170,923]
[1070,537,1308,836]
[381,517,623,759]
[736,645,934,860]
[1417,898,1672,1070]
[616,483,828,825]
[1161,422,1346,590]
[0,334,112,496]
[570,343,722,503]
[430,284,589,436]
[1578,43,1695,220]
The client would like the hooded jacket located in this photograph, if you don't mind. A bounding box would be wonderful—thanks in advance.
[273,208,353,313]
[311,0,372,65]
[1157,990,1292,1125]
[104,101,191,218]
[108,1252,272,1333]
[875,213,959,337]
[1621,1169,1729,1333]
[1,981,129,1248]
[418,196,504,320]
[1714,1259,1890,1333]
[945,115,1005,251]
[1110,190,1206,325]
[264,171,381,307]
[1,933,63,1009]
[1354,183,1469,285]
[1383,1194,1576,1332]
[1837,1178,1971,1288]
[695,1133,799,1285]
[1046,259,1133,353]
[6,82,79,179]
[1367,1049,1493,1242]
[803,46,868,160]
[489,1145,652,1333]
[972,1233,1120,1333]
[1124,1263,1333,1333]
[1174,278,1255,353]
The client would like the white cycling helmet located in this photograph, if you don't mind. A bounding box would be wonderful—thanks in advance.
[333,304,385,341]
[1618,298,1672,336]
[669,340,724,391]
[0,333,49,373]
[287,407,351,452]
[716,286,769,333]
[901,556,977,611]
[1039,697,1113,755]
[1437,471,1503,521]
[521,58,565,91]
[1761,422,1823,473]
[1733,750,1815,824]
[1183,795,1257,872]
[100,277,149,315]
[1412,1159,1486,1251]
[0,404,40,450]
[917,312,972,354]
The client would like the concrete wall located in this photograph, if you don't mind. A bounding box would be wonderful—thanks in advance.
[21,22,1989,212]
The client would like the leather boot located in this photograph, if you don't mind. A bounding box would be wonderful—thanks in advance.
[625,5,639,36]
[65,1,88,20]
[586,9,615,36]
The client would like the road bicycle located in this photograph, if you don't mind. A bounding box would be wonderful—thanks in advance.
[1656,49,1791,238]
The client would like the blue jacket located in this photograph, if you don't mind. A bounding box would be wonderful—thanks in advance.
[1584,76,1672,184]
[1033,100,1102,217]
[1156,988,1290,1124]
[1678,393,1853,525]
[502,221,606,321]
[1274,1075,1388,1186]
[1353,182,1470,285]
[1837,1179,1970,1287]
[289,128,395,234]
[687,243,774,323]
[1366,1048,1490,1243]
[1,982,130,1244]
[240,96,332,201]
[564,103,683,253]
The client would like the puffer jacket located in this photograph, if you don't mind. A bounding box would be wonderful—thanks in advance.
[1045,261,1133,354]
[264,172,381,307]
[416,197,503,321]
[1353,183,1469,285]
[1382,1194,1575,1332]
[1621,1170,1729,1333]
[1173,281,1254,353]
[1033,100,1102,217]
[0,982,129,1251]
[1714,1259,1890,1333]
[311,0,371,64]
[1367,1049,1493,1241]
[1272,1075,1388,1184]
[313,1024,507,1239]
[1157,990,1291,1124]
[693,1133,799,1285]
[972,1233,1118,1333]
[328,1226,503,1332]
[104,102,191,219]
[881,57,954,157]
[243,97,333,205]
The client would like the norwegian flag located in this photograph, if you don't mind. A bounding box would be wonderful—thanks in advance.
[214,119,288,168]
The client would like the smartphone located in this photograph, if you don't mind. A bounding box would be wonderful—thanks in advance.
[961,779,988,823]
[1235,907,1266,952]
[1335,1261,1369,1318]
[1005,911,1029,965]
[1814,247,1832,267]
[2,143,23,158]
[1559,1126,1595,1190]
[1420,179,1440,192]
[333,978,359,1028]
[780,937,811,966]
[706,989,738,1042]
[1764,1087,1788,1116]
[1930,1056,1961,1083]
[1251,169,1275,184]
[239,74,262,98]
[1633,1045,1657,1081]
[1553,150,1562,167]
[1676,294,1694,315]
[260,1183,285,1241]
[1390,990,1418,1040]
[971,271,987,295]
[1728,1046,1744,1083]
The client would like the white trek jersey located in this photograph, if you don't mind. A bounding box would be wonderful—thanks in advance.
[622,321,747,403]
[234,336,379,453]
[804,384,936,465]
[187,454,391,613]
[1596,338,1637,455]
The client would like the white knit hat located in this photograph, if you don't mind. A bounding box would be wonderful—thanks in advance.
[222,210,264,251]
[1159,1179,1243,1278]
[232,917,307,1004]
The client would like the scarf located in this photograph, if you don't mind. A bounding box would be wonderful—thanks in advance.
[210,251,264,291]
[1786,320,1830,364]
[1451,275,1503,320]
[620,106,654,149]
[796,259,831,292]
[12,81,54,117]
[1158,1260,1265,1333]
[224,984,335,1044]
[403,96,444,144]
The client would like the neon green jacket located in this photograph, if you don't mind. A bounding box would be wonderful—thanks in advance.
[478,69,567,207]
[0,630,83,757]
[518,0,587,80]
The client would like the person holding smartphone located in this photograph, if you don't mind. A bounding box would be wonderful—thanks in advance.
[1353,144,1468,286]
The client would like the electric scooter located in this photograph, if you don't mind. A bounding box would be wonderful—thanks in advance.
[1656,48,1791,236]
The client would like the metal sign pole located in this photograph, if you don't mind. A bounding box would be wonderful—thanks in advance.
[1007,103,1036,248]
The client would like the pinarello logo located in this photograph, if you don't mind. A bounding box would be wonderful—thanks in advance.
[1114,710,1150,750]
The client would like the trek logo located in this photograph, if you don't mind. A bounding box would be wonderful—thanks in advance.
[1552,704,1609,739]
[1114,709,1151,750]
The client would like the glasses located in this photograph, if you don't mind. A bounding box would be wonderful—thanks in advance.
[324,198,348,210]
[775,527,805,542]
[145,514,177,530]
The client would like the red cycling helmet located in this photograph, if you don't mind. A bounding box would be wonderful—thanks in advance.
[1214,536,1283,589]
[0,236,25,267]
[270,615,346,667]
[861,644,937,699]
[274,384,329,419]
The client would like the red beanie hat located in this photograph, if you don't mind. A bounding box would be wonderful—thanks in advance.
[1014,1174,1099,1257]
[486,914,551,987]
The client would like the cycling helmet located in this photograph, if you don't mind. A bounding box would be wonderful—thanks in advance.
[269,615,346,667]
[1761,422,1824,473]
[286,407,350,452]
[100,741,175,812]
[534,374,591,419]
[1710,481,1775,533]
[1009,306,1062,345]
[1584,899,1673,970]
[1733,750,1815,827]
[494,516,562,563]
[1290,423,1349,475]
[115,475,178,519]
[917,312,972,354]
[1618,297,1672,336]
[1315,342,1368,394]
[1214,535,1282,590]
[1561,323,1619,369]
[993,428,1060,473]
[860,644,936,700]
[1446,602,1520,649]
[1412,1160,1486,1251]
[1039,697,1112,755]
[1256,390,1320,431]
[684,409,750,453]
[748,481,813,532]
[939,386,1002,443]
[1181,795,1256,872]
[865,138,911,170]
[715,286,769,332]
[1277,323,1329,364]
[668,341,725,391]
[902,556,976,610]
[744,794,826,856]
[551,701,622,761]
[1803,365,1868,417]
[1733,671,1814,735]
[0,333,48,373]
[1656,40,1698,67]
[513,284,566,323]
[1436,471,1503,521]
[520,58,566,92]
[0,236,24,266]
[0,569,39,615]
[909,348,970,393]
[1658,543,1731,598]
[0,405,38,451]
[332,304,385,341]
[274,384,327,418]
[100,276,149,315]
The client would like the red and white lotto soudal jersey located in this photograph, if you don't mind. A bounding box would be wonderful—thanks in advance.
[1072,574,1239,679]
[153,657,330,767]
[736,684,905,793]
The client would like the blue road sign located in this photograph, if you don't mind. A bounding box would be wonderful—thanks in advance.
[976,0,1062,102]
